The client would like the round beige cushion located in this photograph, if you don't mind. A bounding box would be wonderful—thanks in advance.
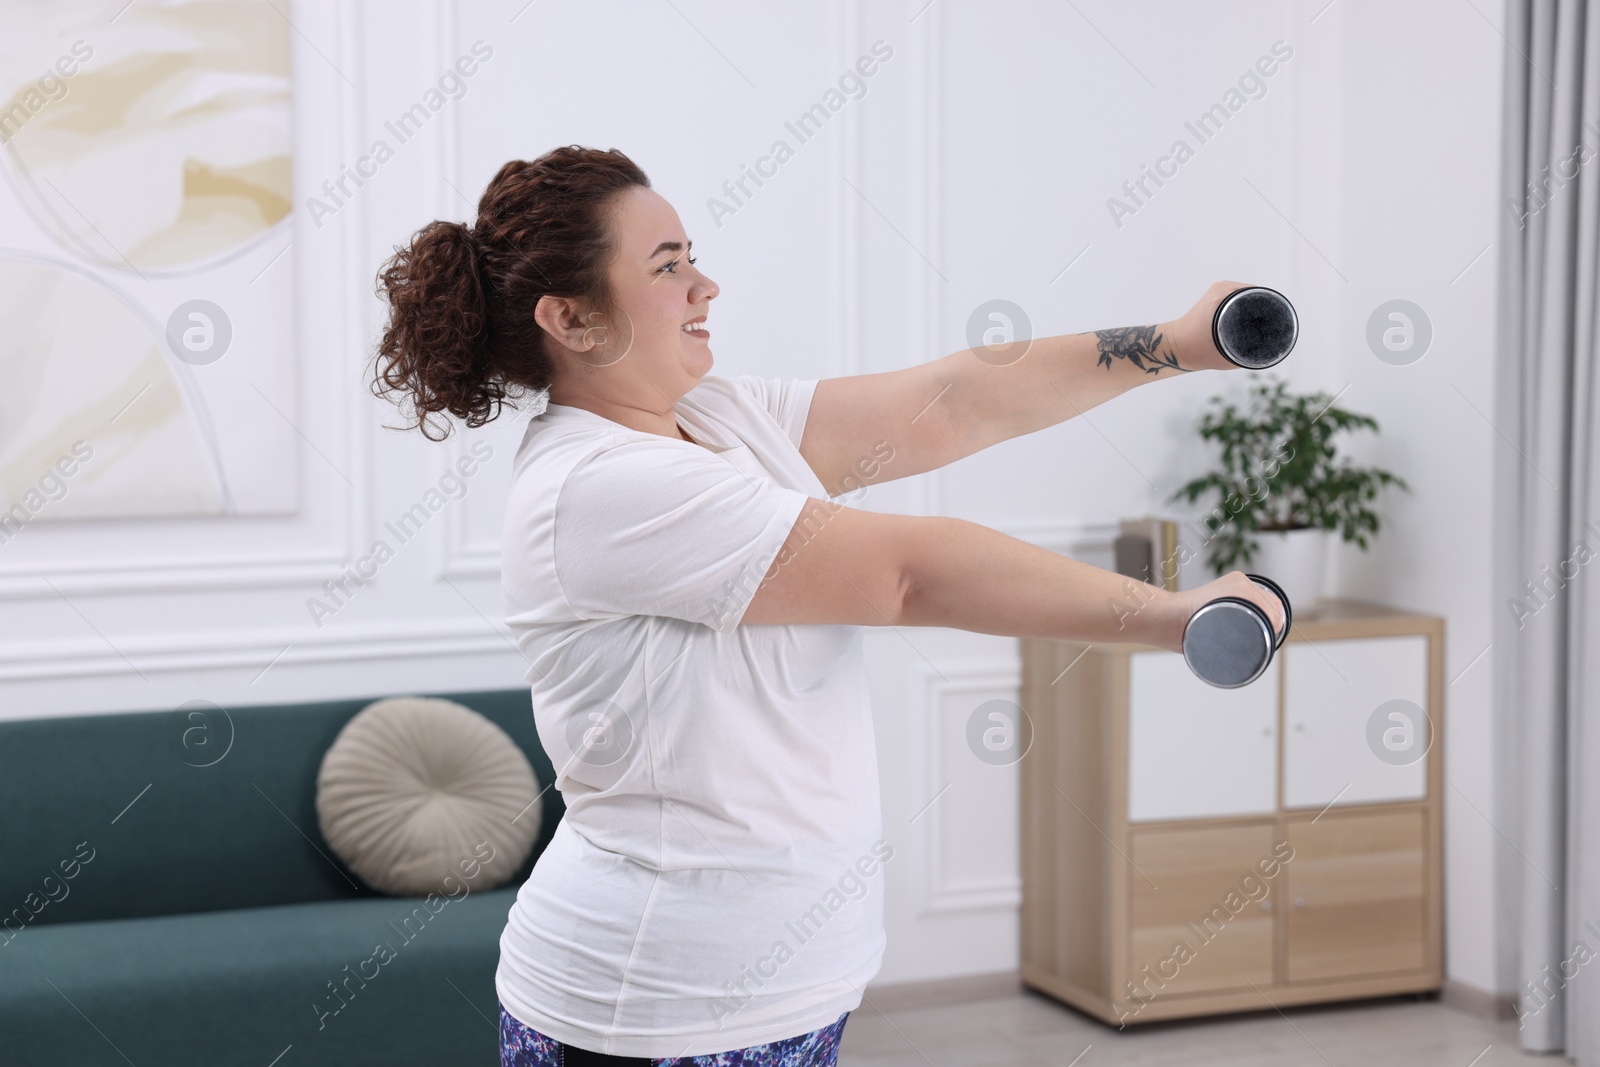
[316,696,541,897]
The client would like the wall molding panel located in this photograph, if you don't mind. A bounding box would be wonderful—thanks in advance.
[0,617,516,685]
[912,658,1026,917]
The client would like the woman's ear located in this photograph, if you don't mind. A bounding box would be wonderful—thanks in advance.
[534,294,598,353]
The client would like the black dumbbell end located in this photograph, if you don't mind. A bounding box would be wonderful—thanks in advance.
[1213,286,1298,370]
[1182,599,1276,688]
[1244,573,1293,651]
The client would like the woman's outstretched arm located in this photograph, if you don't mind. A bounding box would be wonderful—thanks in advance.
[738,496,1285,649]
[796,280,1253,497]
[936,279,1252,456]
[894,512,1279,647]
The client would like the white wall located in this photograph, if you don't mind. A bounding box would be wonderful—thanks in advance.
[0,0,1508,999]
[1324,0,1506,999]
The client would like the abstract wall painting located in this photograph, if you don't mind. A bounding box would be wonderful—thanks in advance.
[0,0,299,527]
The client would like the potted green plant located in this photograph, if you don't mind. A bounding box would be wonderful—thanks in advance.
[1166,375,1410,607]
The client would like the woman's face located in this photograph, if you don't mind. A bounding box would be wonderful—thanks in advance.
[549,185,719,409]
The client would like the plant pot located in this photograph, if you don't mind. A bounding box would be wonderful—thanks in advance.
[1245,527,1328,610]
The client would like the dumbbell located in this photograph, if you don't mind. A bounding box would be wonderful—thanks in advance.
[1212,286,1298,369]
[1181,574,1292,688]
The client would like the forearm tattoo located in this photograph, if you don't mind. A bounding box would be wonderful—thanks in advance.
[1094,325,1187,375]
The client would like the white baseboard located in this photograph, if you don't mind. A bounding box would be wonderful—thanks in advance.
[1440,979,1518,1021]
[859,970,1024,1014]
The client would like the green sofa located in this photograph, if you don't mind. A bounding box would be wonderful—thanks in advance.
[0,687,564,1067]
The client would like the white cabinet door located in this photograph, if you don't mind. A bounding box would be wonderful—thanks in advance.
[1127,650,1278,822]
[1283,636,1430,810]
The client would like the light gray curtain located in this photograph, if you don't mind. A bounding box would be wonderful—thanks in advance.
[1492,0,1600,1057]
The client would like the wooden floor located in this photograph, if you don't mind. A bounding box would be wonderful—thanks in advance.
[837,990,1535,1066]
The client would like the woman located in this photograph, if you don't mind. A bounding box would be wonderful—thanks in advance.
[371,145,1282,1066]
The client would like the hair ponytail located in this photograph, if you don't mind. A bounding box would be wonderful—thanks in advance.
[370,145,651,442]
[372,219,491,442]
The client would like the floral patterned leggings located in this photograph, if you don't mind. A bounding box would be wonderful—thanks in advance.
[498,1000,850,1067]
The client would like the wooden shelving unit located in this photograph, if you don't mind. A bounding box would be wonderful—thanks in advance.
[1019,598,1444,1025]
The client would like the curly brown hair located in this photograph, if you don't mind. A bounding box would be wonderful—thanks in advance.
[370,145,651,441]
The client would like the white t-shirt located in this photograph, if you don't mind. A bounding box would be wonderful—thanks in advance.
[494,373,890,1058]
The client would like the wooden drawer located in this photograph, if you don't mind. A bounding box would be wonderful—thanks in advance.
[1285,809,1428,982]
[1128,823,1279,996]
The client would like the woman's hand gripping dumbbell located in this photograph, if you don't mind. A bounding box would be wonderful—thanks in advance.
[1156,572,1292,688]
[1113,572,1286,687]
[1184,572,1292,687]
[1165,280,1299,371]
